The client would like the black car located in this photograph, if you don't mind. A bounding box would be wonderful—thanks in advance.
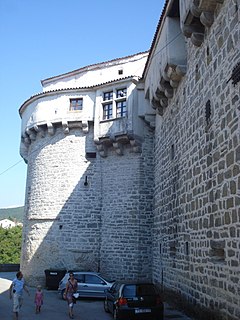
[104,281,164,320]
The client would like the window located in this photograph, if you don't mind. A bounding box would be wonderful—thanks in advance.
[85,275,105,284]
[205,100,211,124]
[116,88,127,98]
[69,98,83,111]
[103,91,113,101]
[103,103,113,120]
[102,88,127,120]
[86,152,96,159]
[116,100,127,118]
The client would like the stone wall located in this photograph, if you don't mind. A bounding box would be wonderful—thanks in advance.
[152,1,240,320]
[100,124,154,280]
[21,120,154,285]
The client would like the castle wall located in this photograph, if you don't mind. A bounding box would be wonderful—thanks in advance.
[100,124,154,280]
[151,1,240,319]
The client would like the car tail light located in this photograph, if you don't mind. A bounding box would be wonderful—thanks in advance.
[117,297,128,306]
[156,296,162,305]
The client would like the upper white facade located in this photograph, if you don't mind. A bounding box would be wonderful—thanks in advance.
[19,52,153,160]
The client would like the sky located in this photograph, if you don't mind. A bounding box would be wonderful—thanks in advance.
[0,0,165,208]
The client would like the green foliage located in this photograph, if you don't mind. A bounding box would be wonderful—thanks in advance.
[0,226,22,263]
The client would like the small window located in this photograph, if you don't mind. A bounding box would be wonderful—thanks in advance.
[185,242,189,255]
[205,100,211,124]
[103,103,113,120]
[171,144,175,160]
[86,152,96,159]
[69,98,83,111]
[116,88,127,98]
[118,69,123,75]
[103,91,113,101]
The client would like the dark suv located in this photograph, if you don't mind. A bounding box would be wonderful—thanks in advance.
[104,281,164,320]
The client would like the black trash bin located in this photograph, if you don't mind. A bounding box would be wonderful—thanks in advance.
[44,269,66,290]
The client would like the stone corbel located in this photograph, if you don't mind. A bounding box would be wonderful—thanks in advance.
[191,32,205,47]
[130,139,142,153]
[160,97,168,108]
[113,142,123,155]
[159,79,173,99]
[166,64,187,83]
[22,133,31,145]
[154,88,166,101]
[198,0,223,12]
[82,121,89,133]
[176,65,187,77]
[96,143,107,157]
[38,126,46,138]
[190,1,202,17]
[150,96,165,115]
[200,12,214,27]
[62,120,69,134]
[151,97,160,110]
[47,122,54,135]
[26,128,36,141]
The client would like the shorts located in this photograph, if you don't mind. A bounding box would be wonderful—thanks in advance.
[13,293,23,313]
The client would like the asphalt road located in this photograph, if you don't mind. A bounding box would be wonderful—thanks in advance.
[0,272,193,320]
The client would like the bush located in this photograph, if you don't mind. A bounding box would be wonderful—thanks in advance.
[0,226,22,263]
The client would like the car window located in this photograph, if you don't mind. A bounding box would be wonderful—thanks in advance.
[123,284,156,297]
[85,275,105,284]
[74,274,84,283]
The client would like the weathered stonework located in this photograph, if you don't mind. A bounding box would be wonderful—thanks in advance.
[19,52,155,287]
[19,1,239,319]
[144,0,240,319]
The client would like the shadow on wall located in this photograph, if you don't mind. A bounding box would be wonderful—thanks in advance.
[20,106,154,287]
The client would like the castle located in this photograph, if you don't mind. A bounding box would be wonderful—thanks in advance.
[19,1,239,319]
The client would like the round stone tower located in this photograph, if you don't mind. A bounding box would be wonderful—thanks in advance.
[19,52,155,285]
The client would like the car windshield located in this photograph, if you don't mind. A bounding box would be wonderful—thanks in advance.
[123,284,156,297]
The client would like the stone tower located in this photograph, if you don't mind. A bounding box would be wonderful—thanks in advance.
[19,52,155,285]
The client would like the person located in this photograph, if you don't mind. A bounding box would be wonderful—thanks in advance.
[63,272,78,319]
[9,271,30,320]
[34,285,43,314]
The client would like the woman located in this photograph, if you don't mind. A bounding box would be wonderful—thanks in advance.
[9,271,30,320]
[63,272,78,319]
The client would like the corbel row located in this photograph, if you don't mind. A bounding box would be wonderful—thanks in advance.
[21,120,89,146]
[151,64,187,116]
[95,134,142,157]
[181,0,224,47]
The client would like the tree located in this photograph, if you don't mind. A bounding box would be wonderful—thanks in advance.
[0,226,22,263]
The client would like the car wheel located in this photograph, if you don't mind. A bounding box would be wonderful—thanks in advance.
[104,299,110,313]
[113,308,119,320]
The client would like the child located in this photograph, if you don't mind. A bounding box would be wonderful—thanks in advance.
[34,285,43,314]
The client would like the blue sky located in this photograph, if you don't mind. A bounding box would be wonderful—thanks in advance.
[0,0,165,208]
